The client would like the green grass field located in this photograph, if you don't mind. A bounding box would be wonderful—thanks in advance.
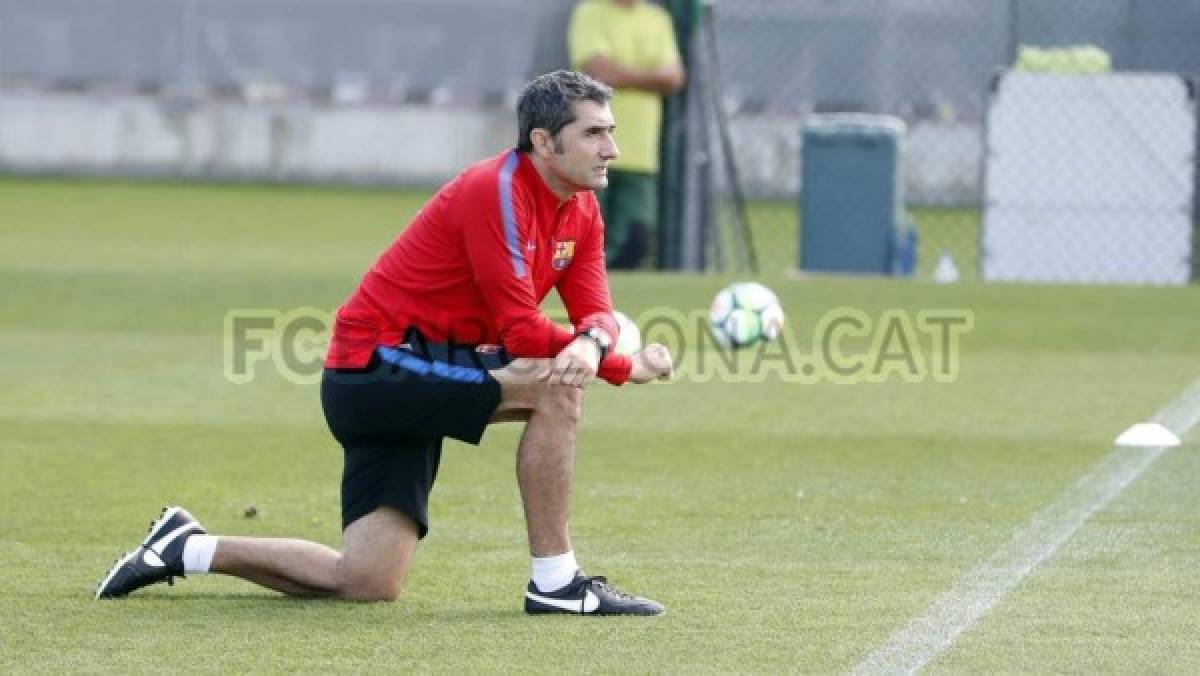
[2,177,1199,672]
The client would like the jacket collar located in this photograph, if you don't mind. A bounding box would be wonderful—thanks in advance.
[514,150,579,210]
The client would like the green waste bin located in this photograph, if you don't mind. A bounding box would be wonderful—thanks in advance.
[800,114,912,275]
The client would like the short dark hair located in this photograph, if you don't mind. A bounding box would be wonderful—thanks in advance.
[516,70,613,153]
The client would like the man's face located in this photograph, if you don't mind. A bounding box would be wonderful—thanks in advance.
[545,100,619,193]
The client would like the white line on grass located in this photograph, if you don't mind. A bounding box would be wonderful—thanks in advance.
[852,378,1200,675]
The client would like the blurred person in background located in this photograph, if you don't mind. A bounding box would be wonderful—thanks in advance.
[569,0,685,269]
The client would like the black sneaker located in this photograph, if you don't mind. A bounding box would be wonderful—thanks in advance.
[95,506,206,599]
[524,571,665,616]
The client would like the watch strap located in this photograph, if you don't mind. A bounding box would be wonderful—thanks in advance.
[578,327,610,362]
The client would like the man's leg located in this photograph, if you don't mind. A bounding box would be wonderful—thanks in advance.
[603,170,660,270]
[608,170,656,270]
[209,506,419,601]
[491,364,583,594]
[96,504,420,601]
[489,359,579,556]
[595,179,616,258]
[488,359,665,615]
[514,382,582,557]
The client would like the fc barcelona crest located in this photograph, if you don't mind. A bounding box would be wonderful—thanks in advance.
[552,240,575,270]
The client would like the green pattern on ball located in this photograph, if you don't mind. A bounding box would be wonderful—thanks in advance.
[710,282,785,349]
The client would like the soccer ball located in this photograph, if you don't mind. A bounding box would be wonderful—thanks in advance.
[612,310,641,357]
[709,282,785,349]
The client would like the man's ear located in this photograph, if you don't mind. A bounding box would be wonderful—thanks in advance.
[530,129,554,158]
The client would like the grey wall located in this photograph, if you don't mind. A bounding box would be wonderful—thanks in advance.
[1,0,1195,205]
[3,0,1197,113]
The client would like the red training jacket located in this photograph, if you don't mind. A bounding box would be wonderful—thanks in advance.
[325,149,632,385]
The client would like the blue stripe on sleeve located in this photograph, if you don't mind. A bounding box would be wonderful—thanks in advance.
[376,346,487,384]
[498,150,526,278]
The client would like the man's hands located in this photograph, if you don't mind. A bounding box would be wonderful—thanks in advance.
[629,343,674,384]
[539,339,674,387]
[540,336,602,387]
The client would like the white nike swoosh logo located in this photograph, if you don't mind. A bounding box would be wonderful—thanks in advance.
[151,522,200,556]
[142,548,165,568]
[583,589,599,612]
[526,589,600,613]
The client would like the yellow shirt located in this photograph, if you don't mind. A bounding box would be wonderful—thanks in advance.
[568,0,681,174]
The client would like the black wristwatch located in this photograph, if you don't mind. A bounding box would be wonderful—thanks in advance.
[578,327,612,361]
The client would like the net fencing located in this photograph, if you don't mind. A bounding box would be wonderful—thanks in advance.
[1,0,1197,282]
[690,0,1199,280]
[0,0,533,104]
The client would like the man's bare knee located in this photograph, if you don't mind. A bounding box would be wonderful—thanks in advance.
[339,570,404,602]
[493,370,584,425]
[337,507,417,602]
[538,383,583,422]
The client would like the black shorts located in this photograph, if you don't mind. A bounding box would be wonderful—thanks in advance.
[320,330,512,538]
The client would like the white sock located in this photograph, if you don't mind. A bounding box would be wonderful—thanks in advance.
[181,535,219,574]
[532,550,579,593]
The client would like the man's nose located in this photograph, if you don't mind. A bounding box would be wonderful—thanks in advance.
[602,137,619,160]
